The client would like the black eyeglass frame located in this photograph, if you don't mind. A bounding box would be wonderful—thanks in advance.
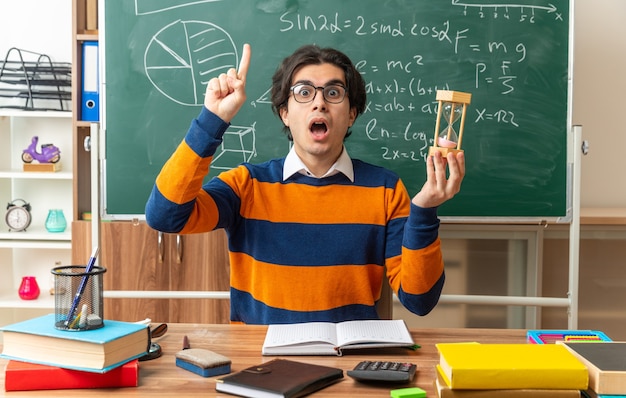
[289,83,348,104]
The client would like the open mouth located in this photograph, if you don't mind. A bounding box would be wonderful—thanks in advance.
[310,121,328,138]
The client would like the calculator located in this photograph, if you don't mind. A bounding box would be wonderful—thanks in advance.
[347,360,417,383]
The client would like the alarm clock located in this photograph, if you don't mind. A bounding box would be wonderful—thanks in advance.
[5,199,32,232]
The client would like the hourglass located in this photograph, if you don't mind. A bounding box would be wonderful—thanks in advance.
[429,90,472,157]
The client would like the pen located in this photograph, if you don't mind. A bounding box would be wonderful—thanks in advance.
[64,247,99,328]
[183,335,190,350]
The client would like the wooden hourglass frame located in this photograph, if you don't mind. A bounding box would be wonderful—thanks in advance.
[429,90,472,156]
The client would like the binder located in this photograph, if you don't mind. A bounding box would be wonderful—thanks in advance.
[81,41,99,121]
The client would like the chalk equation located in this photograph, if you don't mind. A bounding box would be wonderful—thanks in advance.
[278,2,564,37]
[133,0,566,167]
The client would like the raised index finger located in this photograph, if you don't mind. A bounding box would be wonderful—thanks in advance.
[237,43,251,83]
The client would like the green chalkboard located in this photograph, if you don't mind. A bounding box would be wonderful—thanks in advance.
[103,0,571,220]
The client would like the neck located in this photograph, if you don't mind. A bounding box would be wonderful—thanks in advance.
[297,146,343,178]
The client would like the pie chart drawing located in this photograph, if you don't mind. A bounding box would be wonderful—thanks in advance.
[144,19,238,106]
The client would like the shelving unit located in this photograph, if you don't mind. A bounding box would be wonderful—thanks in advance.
[68,0,98,276]
[0,109,73,312]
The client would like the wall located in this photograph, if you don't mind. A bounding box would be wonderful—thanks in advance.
[0,0,71,63]
[542,231,626,340]
[574,1,626,207]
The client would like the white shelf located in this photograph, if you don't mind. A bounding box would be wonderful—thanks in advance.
[0,225,71,247]
[0,169,73,179]
[0,110,71,118]
[0,240,71,249]
[0,229,71,240]
[0,291,55,309]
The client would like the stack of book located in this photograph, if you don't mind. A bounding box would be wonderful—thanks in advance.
[434,342,589,398]
[0,314,149,391]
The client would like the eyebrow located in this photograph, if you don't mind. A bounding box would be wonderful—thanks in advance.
[292,78,346,87]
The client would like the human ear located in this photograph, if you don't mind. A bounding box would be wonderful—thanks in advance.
[348,107,357,126]
[280,107,289,126]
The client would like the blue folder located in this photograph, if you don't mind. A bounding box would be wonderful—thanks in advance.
[81,41,99,121]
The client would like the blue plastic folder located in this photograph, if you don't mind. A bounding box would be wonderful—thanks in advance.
[81,41,99,121]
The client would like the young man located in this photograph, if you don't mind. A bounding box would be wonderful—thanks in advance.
[145,44,465,324]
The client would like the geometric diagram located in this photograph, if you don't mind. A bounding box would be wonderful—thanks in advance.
[211,123,256,171]
[251,87,271,108]
[144,19,237,106]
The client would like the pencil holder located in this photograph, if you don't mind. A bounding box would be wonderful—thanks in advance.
[51,265,106,331]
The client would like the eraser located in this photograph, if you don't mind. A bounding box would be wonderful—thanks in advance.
[175,348,231,377]
[390,387,427,398]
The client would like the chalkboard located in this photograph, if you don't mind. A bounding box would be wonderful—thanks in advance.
[102,0,571,220]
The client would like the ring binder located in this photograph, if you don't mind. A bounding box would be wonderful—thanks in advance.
[81,41,99,121]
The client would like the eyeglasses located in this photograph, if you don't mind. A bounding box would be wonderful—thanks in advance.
[289,83,347,104]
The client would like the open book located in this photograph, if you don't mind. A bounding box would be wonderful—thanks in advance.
[262,319,416,356]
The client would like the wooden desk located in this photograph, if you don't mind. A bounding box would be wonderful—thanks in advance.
[0,324,527,397]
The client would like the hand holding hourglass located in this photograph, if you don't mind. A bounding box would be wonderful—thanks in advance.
[429,90,472,157]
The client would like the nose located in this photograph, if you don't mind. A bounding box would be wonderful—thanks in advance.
[311,88,328,110]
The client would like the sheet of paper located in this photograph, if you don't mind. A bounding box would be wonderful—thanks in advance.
[336,320,413,346]
[264,322,338,347]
